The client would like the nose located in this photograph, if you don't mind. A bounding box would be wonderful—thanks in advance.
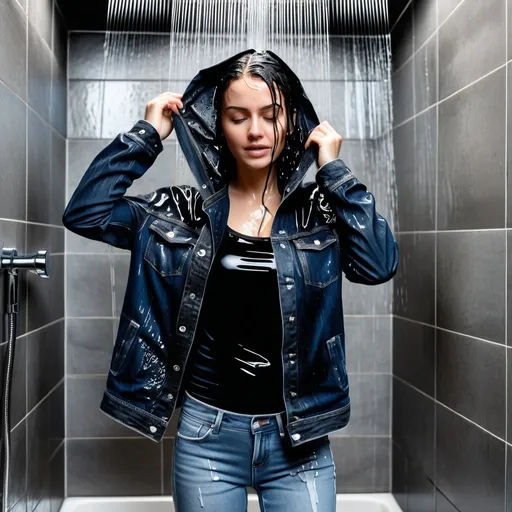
[247,117,264,139]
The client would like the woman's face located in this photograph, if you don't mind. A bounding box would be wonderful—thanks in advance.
[220,75,288,172]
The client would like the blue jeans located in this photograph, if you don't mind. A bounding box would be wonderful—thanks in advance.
[172,392,336,511]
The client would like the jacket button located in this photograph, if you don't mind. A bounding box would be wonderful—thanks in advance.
[314,239,320,245]
[286,284,293,290]
[139,129,146,134]
[149,426,157,433]
[280,243,286,249]
[289,360,295,365]
[179,326,186,332]
[167,393,174,400]
[279,230,286,234]
[189,293,196,300]
[197,249,206,257]
[289,316,295,322]
[167,231,175,238]
[173,365,180,372]
[290,391,297,397]
[291,433,301,441]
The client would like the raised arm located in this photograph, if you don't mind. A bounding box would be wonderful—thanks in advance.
[63,92,183,250]
[62,120,163,249]
[316,158,399,285]
[305,121,399,285]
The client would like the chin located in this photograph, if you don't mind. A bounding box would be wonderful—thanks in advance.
[239,156,273,170]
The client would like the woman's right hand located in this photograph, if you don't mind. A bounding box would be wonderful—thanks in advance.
[144,92,184,141]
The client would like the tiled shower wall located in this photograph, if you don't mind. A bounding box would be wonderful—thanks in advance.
[391,0,512,510]
[65,33,395,496]
[0,0,67,511]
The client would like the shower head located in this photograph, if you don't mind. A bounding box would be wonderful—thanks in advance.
[57,0,392,35]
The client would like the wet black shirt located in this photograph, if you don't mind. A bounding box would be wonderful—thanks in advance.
[185,226,285,414]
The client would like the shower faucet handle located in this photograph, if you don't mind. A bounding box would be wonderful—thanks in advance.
[0,249,51,278]
[32,250,50,278]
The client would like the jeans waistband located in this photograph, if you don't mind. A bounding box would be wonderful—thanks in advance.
[182,391,287,438]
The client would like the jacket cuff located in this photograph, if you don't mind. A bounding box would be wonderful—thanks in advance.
[126,120,164,157]
[315,158,356,192]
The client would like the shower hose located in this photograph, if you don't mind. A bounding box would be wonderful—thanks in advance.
[1,309,16,512]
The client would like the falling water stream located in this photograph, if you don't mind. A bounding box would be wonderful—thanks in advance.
[99,0,399,316]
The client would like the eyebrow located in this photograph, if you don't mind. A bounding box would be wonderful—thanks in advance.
[225,103,282,112]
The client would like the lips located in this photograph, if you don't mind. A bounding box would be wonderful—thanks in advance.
[244,146,270,158]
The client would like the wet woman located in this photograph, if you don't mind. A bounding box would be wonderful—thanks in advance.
[63,49,399,512]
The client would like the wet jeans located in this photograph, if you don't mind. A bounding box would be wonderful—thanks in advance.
[172,392,336,511]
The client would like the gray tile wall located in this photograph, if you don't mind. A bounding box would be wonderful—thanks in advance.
[0,0,67,511]
[391,0,510,510]
[65,33,395,496]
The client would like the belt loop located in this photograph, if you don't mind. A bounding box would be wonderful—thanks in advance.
[275,412,286,438]
[212,410,223,434]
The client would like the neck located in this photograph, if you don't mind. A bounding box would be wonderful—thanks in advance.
[230,162,281,198]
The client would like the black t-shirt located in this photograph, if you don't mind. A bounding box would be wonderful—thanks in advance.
[184,226,285,414]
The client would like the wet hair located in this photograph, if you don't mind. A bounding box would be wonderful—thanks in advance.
[213,50,305,236]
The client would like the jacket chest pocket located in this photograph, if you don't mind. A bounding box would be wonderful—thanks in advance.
[293,229,340,288]
[144,220,198,277]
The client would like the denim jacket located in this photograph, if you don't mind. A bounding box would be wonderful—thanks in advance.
[62,49,399,446]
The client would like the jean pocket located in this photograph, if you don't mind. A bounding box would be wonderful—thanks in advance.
[176,413,214,442]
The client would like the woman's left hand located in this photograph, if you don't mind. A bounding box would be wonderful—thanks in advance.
[304,121,343,168]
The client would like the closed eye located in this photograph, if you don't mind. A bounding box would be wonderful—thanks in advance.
[232,117,276,124]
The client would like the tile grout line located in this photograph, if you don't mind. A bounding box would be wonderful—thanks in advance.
[62,313,391,319]
[0,75,66,141]
[504,2,509,508]
[433,1,439,502]
[394,375,511,447]
[396,228,510,234]
[65,370,392,380]
[24,3,29,506]
[64,433,391,441]
[68,77,386,84]
[393,315,507,348]
[65,4,70,498]
[161,441,164,496]
[393,60,510,131]
[389,0,412,35]
[0,317,64,343]
[0,218,65,228]
[12,377,65,431]
[392,0,467,77]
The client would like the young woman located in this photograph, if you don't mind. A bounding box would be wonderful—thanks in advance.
[63,49,398,512]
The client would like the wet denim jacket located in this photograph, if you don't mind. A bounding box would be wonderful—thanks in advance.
[62,49,399,446]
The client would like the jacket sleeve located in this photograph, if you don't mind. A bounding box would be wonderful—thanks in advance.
[315,158,399,285]
[62,120,163,250]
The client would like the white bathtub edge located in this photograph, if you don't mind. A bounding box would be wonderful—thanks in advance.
[60,493,401,510]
